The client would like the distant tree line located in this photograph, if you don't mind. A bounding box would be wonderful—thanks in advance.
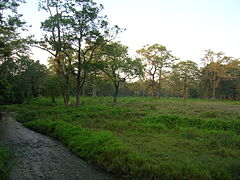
[1,0,239,105]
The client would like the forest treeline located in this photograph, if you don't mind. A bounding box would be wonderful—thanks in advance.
[1,0,240,105]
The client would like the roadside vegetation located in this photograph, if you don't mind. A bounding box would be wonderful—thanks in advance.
[0,146,10,180]
[3,97,240,179]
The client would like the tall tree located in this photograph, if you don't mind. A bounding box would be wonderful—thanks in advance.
[0,0,29,62]
[201,50,232,99]
[39,0,120,106]
[99,42,143,103]
[0,0,37,104]
[14,57,47,101]
[165,71,182,97]
[44,73,62,103]
[67,1,120,106]
[137,44,177,98]
[38,0,75,106]
[218,59,240,100]
[172,60,200,100]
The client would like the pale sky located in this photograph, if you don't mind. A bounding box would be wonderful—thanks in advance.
[19,0,240,65]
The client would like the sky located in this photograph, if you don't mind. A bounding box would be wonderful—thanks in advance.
[18,0,240,65]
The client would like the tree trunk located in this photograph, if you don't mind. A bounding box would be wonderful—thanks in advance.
[65,92,70,106]
[212,72,216,99]
[157,69,162,99]
[151,74,155,97]
[63,90,70,106]
[183,77,187,100]
[76,87,80,107]
[76,74,81,107]
[212,85,216,99]
[76,36,82,107]
[61,75,71,106]
[113,81,119,103]
[92,79,97,97]
[51,96,55,103]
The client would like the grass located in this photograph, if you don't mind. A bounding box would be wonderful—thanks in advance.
[2,96,240,179]
[0,146,10,180]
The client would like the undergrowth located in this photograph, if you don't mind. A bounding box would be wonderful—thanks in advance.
[0,146,10,180]
[141,114,240,133]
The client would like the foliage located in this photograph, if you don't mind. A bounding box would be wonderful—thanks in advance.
[201,50,235,99]
[137,44,177,98]
[0,0,29,61]
[0,146,10,180]
[0,0,48,104]
[172,60,200,99]
[141,114,240,133]
[44,74,62,103]
[39,0,121,106]
[0,79,15,104]
[99,42,143,102]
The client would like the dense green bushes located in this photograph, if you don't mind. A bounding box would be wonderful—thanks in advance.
[141,114,240,133]
[0,146,10,180]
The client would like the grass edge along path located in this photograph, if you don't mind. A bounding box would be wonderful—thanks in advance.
[0,146,10,180]
[24,119,154,179]
[24,119,214,180]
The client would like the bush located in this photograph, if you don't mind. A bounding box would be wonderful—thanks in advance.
[16,110,40,123]
[0,146,10,180]
[200,111,218,118]
[142,114,240,133]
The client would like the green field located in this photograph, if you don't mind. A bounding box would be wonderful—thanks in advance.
[4,97,240,179]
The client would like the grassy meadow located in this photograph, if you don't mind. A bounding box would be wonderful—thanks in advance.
[3,97,240,179]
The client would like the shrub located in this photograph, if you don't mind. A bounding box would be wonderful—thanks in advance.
[15,110,40,123]
[0,146,10,180]
[200,111,218,118]
[141,114,240,133]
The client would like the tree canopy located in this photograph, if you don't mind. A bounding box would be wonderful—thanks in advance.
[1,0,240,105]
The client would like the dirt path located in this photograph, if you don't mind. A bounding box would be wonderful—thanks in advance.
[0,112,114,180]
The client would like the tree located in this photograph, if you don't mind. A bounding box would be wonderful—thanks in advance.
[217,59,240,100]
[99,42,143,103]
[38,0,76,106]
[201,50,232,99]
[172,60,200,100]
[0,79,15,104]
[166,70,182,97]
[0,0,40,104]
[137,44,177,98]
[39,0,120,106]
[44,73,62,103]
[0,0,29,62]
[67,0,120,106]
[12,56,47,102]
